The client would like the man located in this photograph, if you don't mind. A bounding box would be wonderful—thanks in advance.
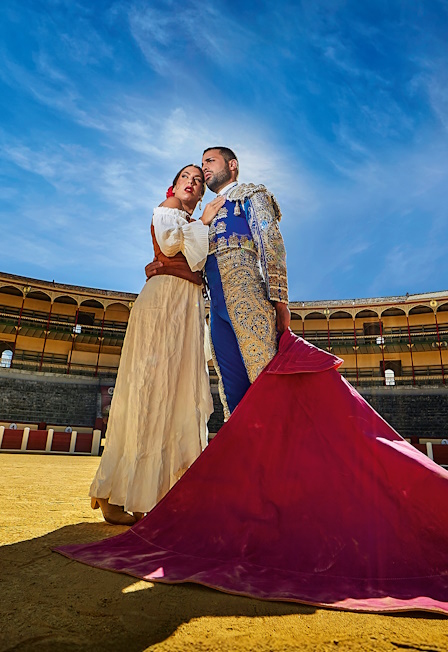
[147,147,290,419]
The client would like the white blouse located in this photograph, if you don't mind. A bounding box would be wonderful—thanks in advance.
[152,206,209,272]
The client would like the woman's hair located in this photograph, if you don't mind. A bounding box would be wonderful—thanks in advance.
[172,164,206,197]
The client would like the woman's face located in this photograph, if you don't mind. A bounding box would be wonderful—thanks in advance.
[173,166,204,203]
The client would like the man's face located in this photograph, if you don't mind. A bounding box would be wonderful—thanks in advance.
[202,149,232,193]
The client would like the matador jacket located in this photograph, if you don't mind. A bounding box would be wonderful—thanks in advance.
[205,183,289,418]
[226,183,288,304]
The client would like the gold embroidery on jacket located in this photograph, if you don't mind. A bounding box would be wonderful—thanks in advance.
[228,234,239,248]
[216,248,277,383]
[208,207,228,241]
[227,184,288,304]
[209,234,256,256]
[216,206,229,219]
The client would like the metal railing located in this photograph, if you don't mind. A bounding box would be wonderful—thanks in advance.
[8,350,118,377]
[0,305,128,333]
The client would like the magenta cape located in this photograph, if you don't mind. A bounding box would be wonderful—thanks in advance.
[56,330,448,614]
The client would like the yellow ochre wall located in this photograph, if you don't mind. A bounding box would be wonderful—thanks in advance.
[1,272,447,383]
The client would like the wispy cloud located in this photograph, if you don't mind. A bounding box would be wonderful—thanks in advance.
[285,130,448,300]
[0,139,96,194]
[0,49,106,130]
[126,0,253,73]
[417,65,448,133]
[107,100,306,202]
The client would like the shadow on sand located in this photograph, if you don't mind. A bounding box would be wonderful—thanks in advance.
[1,522,318,651]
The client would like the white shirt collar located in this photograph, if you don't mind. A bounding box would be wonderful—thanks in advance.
[218,181,238,196]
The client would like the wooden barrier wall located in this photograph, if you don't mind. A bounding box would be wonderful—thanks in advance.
[0,426,101,456]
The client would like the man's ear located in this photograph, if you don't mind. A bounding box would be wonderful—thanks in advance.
[229,159,238,171]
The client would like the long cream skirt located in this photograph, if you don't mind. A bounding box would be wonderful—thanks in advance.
[89,275,213,513]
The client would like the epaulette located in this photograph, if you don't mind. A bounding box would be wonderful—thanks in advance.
[227,184,282,222]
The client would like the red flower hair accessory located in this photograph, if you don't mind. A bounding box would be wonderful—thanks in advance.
[166,186,175,198]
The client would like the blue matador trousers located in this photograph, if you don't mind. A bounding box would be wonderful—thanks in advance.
[206,250,277,419]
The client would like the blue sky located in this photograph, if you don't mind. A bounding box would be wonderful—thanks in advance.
[1,0,448,301]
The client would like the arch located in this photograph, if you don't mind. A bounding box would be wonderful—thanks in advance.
[0,341,13,355]
[106,301,133,312]
[0,284,23,297]
[27,290,52,303]
[304,311,326,320]
[77,311,95,326]
[105,302,131,322]
[408,305,433,315]
[355,309,379,319]
[437,302,448,313]
[380,307,406,317]
[54,295,78,305]
[0,348,13,368]
[80,298,105,309]
[290,312,302,321]
[329,310,352,320]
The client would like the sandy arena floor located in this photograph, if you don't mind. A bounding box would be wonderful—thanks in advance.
[0,453,447,652]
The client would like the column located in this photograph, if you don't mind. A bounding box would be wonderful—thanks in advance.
[378,314,386,386]
[67,307,80,374]
[10,285,31,366]
[39,301,53,371]
[352,314,359,386]
[94,308,106,377]
[406,313,416,386]
[433,306,446,385]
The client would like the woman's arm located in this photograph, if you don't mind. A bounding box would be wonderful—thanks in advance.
[153,197,226,271]
[153,207,209,271]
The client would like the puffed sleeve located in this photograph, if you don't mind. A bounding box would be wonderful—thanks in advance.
[152,207,209,271]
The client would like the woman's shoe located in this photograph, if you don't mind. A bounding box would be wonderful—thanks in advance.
[133,512,145,521]
[91,497,136,526]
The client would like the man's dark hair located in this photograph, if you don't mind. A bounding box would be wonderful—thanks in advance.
[203,147,238,164]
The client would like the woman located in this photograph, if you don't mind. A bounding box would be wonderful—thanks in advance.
[90,165,225,524]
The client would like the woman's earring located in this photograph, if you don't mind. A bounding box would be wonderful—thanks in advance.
[199,199,202,211]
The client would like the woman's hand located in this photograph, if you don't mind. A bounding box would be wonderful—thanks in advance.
[145,259,163,281]
[199,195,226,226]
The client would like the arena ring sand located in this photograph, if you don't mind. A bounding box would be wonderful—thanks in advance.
[1,453,448,652]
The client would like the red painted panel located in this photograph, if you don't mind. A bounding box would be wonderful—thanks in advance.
[27,430,48,451]
[1,429,24,449]
[74,433,93,453]
[51,432,71,452]
[433,445,448,466]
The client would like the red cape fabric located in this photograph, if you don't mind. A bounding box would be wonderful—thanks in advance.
[56,330,448,614]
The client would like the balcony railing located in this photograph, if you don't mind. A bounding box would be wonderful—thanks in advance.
[0,305,127,344]
[0,304,127,329]
[295,326,448,351]
[2,305,447,349]
[339,364,447,386]
[7,350,118,377]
